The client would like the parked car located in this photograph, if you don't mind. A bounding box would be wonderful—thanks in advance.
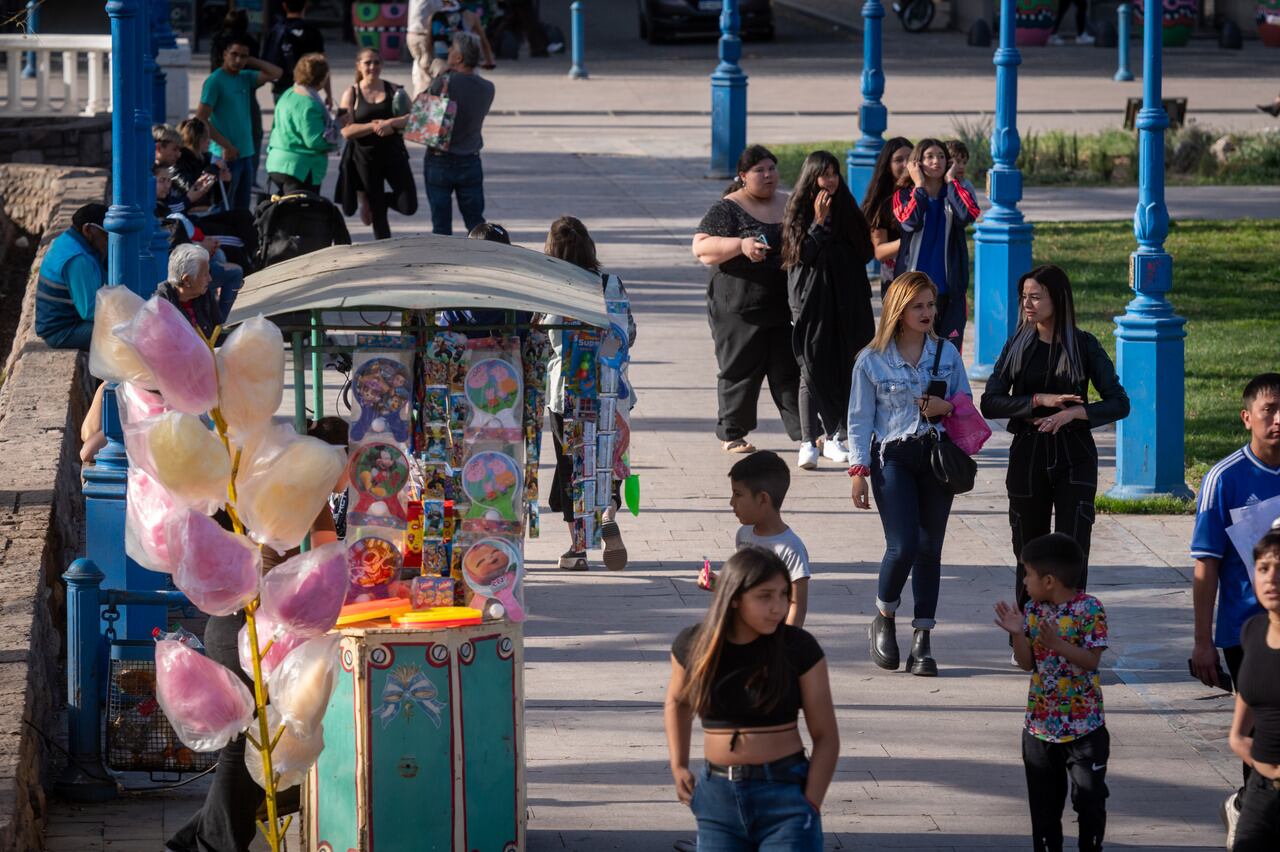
[638,0,775,43]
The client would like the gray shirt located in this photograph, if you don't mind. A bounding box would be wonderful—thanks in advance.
[431,70,494,156]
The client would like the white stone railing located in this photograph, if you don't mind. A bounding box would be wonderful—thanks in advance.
[0,35,113,117]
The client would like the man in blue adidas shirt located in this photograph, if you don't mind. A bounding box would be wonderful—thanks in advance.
[1190,371,1280,843]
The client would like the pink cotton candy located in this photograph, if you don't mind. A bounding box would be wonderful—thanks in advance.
[237,612,307,682]
[259,541,348,638]
[168,509,262,617]
[269,634,340,738]
[116,296,219,415]
[124,468,182,574]
[154,640,255,753]
[117,382,169,428]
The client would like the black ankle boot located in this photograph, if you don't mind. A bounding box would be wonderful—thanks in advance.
[907,629,938,677]
[869,613,899,670]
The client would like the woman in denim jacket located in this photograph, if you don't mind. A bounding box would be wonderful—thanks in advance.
[848,271,972,676]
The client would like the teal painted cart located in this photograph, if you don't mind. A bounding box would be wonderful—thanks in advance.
[304,623,525,851]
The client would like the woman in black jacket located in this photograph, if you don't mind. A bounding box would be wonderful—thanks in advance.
[980,264,1129,609]
[781,150,875,470]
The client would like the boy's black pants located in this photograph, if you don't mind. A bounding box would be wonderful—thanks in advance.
[1022,726,1109,852]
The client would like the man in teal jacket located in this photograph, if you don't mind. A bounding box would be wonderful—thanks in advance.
[35,203,109,351]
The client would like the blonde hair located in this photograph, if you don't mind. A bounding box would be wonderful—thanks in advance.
[870,271,938,352]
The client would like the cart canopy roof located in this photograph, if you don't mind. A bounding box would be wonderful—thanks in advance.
[227,236,611,328]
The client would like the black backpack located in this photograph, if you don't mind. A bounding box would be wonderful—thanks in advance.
[253,191,351,268]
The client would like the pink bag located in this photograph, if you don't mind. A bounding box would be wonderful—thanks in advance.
[944,392,992,456]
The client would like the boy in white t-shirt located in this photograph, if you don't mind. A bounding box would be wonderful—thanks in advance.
[728,451,812,626]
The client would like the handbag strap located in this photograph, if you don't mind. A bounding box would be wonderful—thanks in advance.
[930,337,945,377]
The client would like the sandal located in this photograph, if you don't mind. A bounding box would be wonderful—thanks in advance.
[558,549,589,571]
[601,521,627,571]
[721,439,756,454]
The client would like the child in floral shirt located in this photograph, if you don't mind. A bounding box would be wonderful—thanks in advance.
[994,532,1109,852]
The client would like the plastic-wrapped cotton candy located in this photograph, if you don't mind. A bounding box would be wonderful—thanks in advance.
[89,287,153,385]
[237,612,307,682]
[245,705,324,791]
[124,411,231,512]
[258,541,348,639]
[125,468,183,573]
[168,509,262,617]
[268,634,340,738]
[216,316,285,441]
[117,382,169,428]
[155,639,255,753]
[236,426,347,554]
[116,295,219,415]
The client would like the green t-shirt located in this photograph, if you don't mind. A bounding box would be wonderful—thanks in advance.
[201,67,261,159]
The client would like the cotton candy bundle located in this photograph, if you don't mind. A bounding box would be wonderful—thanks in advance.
[259,541,348,638]
[89,287,153,385]
[269,634,340,738]
[168,509,262,617]
[155,640,255,753]
[237,612,307,682]
[117,382,169,428]
[115,296,218,415]
[236,427,346,554]
[124,411,231,512]
[124,468,182,573]
[244,706,324,791]
[216,316,285,441]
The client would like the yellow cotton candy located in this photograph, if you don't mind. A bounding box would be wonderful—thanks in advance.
[216,316,285,440]
[89,287,153,385]
[237,431,346,553]
[148,413,232,508]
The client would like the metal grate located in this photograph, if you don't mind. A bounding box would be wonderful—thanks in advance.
[105,641,217,774]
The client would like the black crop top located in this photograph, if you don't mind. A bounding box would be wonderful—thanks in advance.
[671,624,824,729]
[1238,613,1280,765]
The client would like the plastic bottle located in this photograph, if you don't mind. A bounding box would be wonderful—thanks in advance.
[153,624,205,653]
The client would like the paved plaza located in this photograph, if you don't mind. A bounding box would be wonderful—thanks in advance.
[41,4,1278,849]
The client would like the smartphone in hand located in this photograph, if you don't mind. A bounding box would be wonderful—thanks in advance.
[1187,657,1233,693]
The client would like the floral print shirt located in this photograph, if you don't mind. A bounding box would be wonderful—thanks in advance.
[1023,592,1108,743]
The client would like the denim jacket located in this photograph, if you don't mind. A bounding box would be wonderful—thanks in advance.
[847,337,973,467]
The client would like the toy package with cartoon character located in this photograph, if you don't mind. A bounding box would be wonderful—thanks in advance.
[521,331,552,538]
[463,339,523,442]
[454,529,525,622]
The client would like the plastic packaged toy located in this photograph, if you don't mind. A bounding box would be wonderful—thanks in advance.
[216,316,285,441]
[349,354,413,443]
[347,534,403,601]
[459,535,525,622]
[347,441,411,526]
[155,639,255,753]
[464,344,523,438]
[460,450,522,527]
[116,295,219,415]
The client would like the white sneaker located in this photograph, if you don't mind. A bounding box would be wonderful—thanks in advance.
[797,442,819,470]
[822,438,850,464]
[1076,31,1096,45]
[1047,34,1066,45]
[1221,791,1240,850]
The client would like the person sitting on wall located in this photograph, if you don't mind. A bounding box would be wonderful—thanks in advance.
[35,202,110,352]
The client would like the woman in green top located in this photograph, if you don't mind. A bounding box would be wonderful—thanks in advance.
[265,53,342,194]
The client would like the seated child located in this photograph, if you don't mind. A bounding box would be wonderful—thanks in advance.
[994,532,1109,852]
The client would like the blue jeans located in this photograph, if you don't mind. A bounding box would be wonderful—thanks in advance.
[690,760,823,851]
[423,152,485,236]
[870,434,954,628]
[209,249,243,322]
[226,157,255,211]
[40,318,94,351]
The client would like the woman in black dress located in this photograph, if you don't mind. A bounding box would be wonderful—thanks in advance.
[860,136,912,299]
[335,48,418,239]
[692,145,801,455]
[781,150,875,471]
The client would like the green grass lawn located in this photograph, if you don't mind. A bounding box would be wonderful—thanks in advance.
[1024,220,1280,496]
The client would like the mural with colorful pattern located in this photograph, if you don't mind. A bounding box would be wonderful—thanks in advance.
[1134,0,1197,46]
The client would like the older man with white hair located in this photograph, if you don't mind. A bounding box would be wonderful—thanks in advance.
[157,243,220,340]
[423,30,495,236]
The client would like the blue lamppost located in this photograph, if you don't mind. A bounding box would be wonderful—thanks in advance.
[1114,4,1134,82]
[568,1,587,79]
[846,0,886,205]
[138,0,168,294]
[151,0,171,123]
[1107,0,1191,500]
[105,0,146,295]
[21,0,38,78]
[709,0,747,178]
[970,0,1033,380]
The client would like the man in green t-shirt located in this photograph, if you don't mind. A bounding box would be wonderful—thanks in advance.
[195,34,281,211]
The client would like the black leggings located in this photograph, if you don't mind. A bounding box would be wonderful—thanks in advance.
[1054,0,1088,36]
[798,374,845,444]
[1007,427,1098,611]
[351,143,419,240]
[1023,726,1109,852]
[706,301,801,443]
[268,171,320,195]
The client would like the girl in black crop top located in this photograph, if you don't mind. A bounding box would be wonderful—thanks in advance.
[664,547,838,851]
[1228,531,1280,850]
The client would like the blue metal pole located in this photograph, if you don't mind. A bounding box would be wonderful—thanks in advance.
[568,1,588,79]
[138,0,168,295]
[53,559,116,802]
[970,0,1033,380]
[151,0,170,124]
[846,0,886,206]
[106,0,146,296]
[708,0,747,178]
[1107,0,1191,500]
[153,0,178,50]
[1114,4,1134,82]
[21,0,37,78]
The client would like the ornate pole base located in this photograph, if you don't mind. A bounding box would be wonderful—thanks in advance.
[846,102,886,207]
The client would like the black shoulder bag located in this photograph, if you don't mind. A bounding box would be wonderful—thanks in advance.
[926,340,977,495]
